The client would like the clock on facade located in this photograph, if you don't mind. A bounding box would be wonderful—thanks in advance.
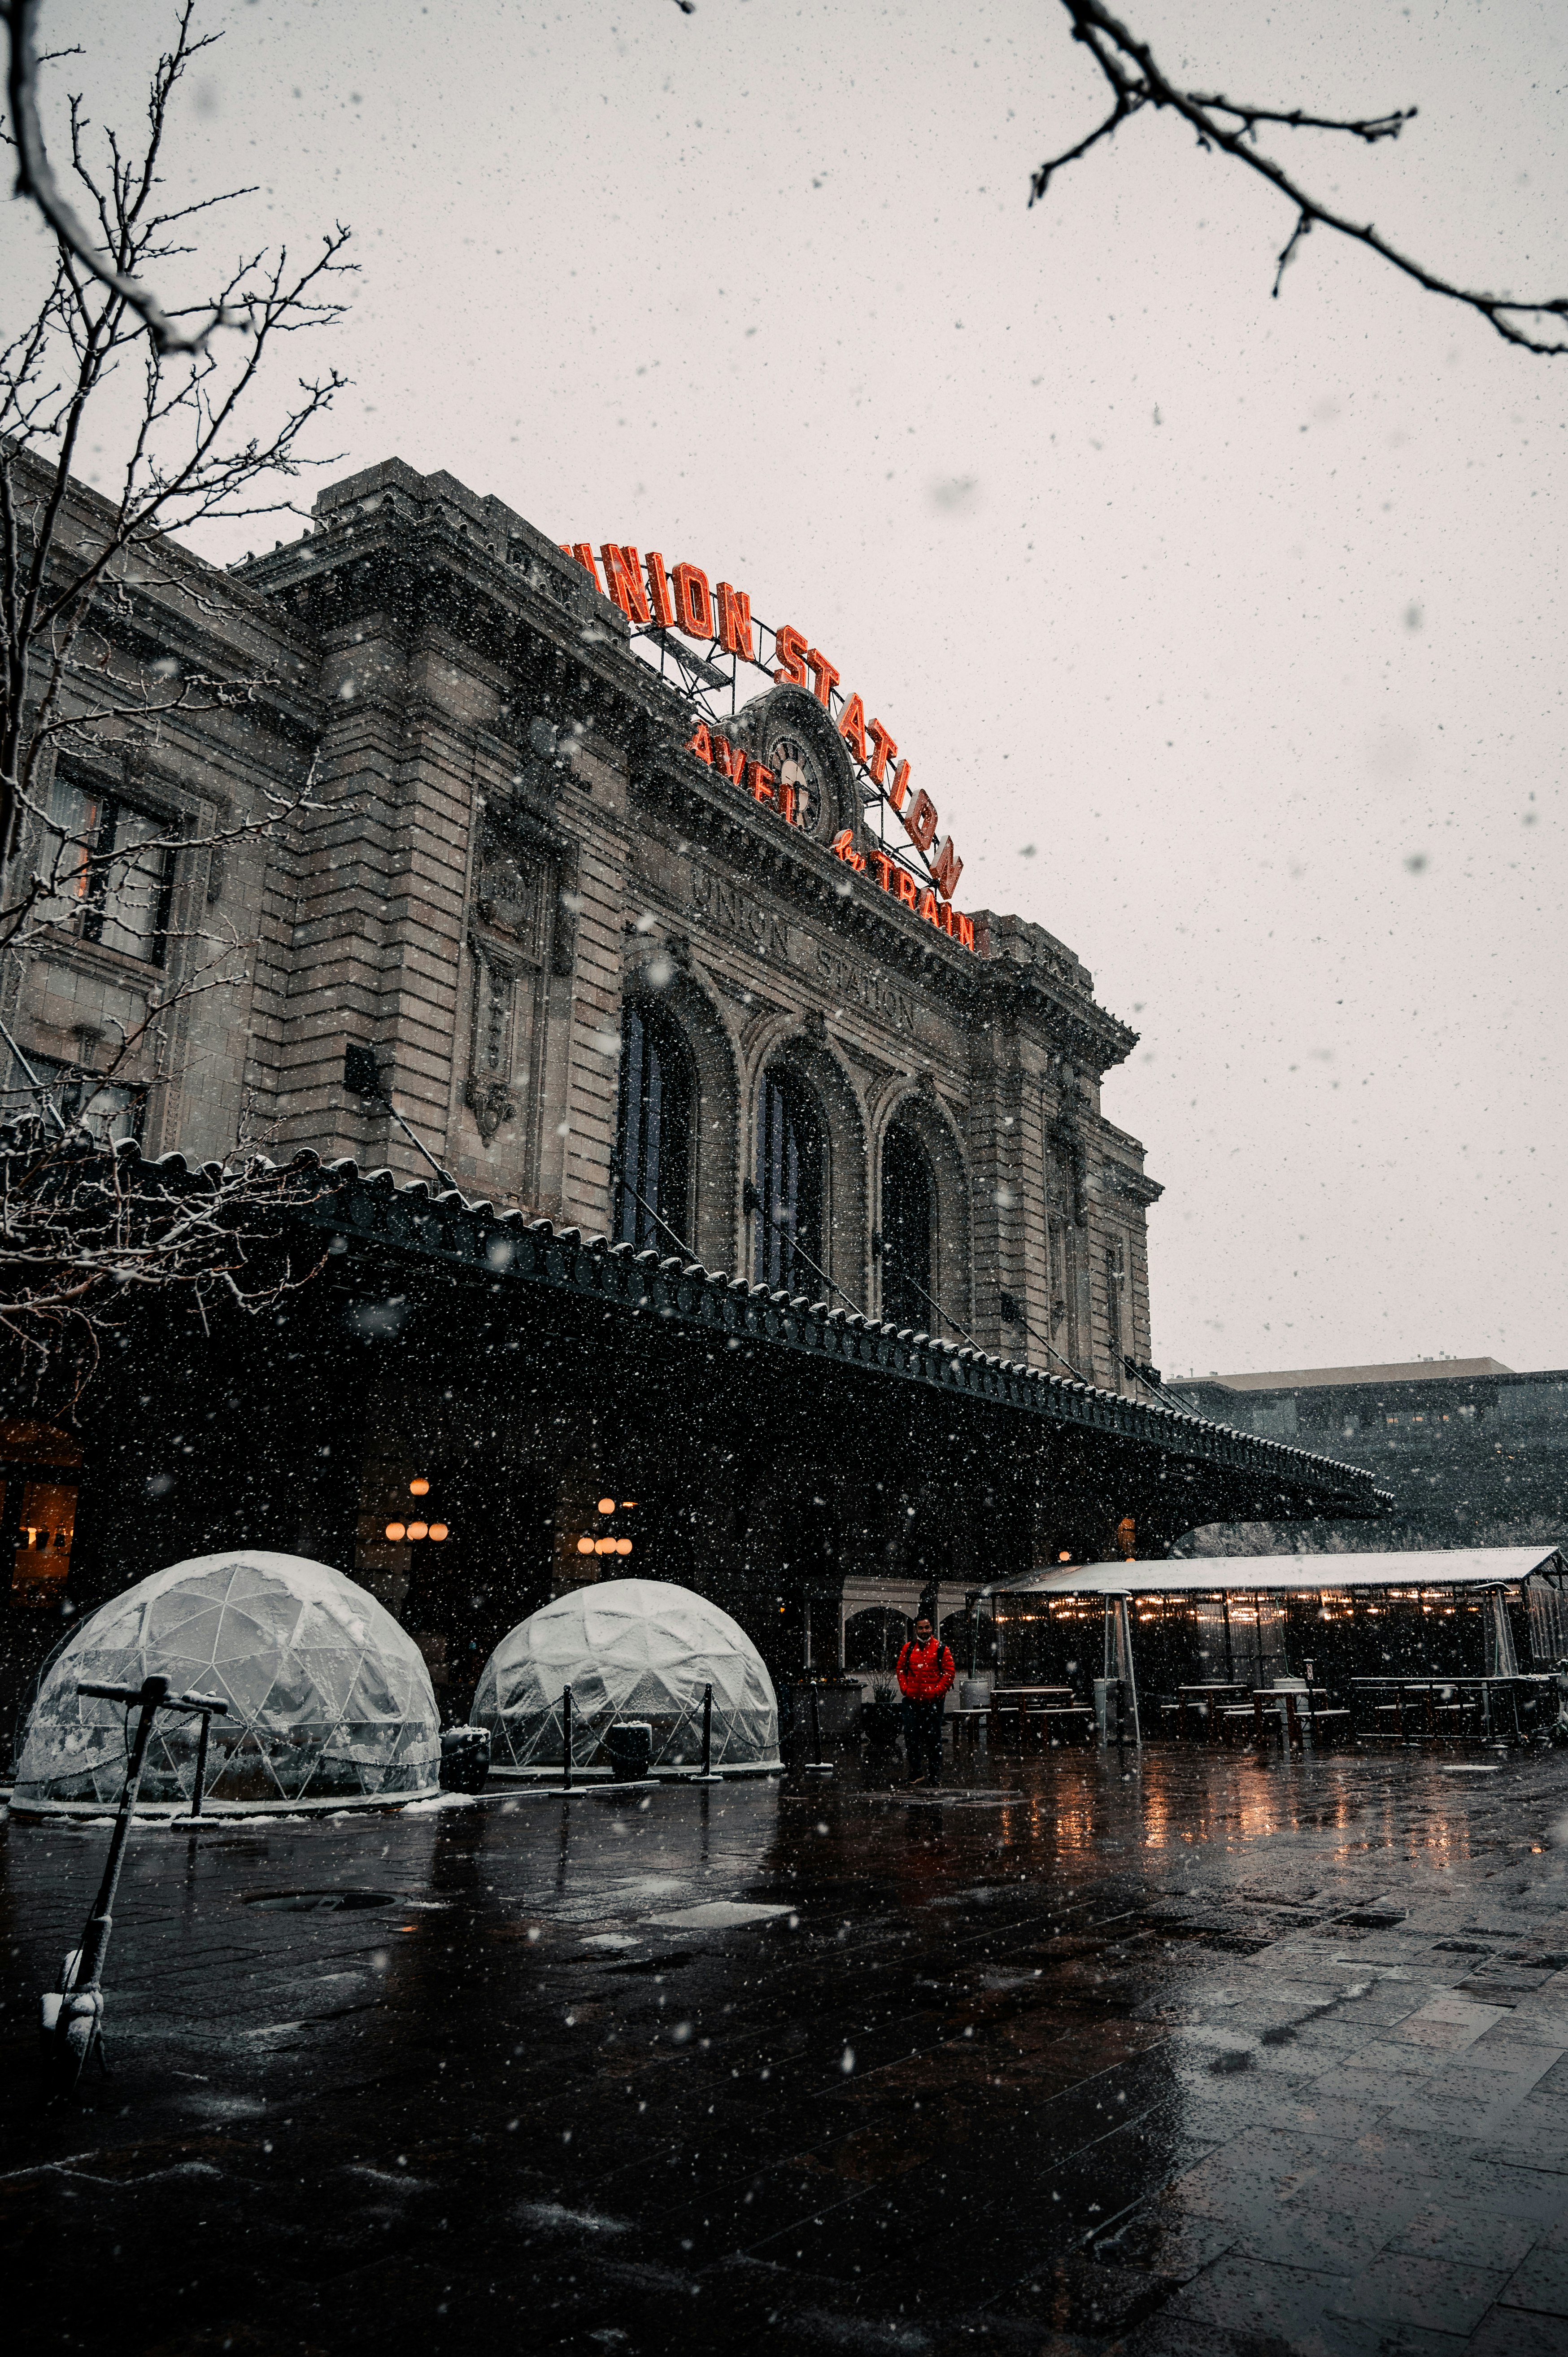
[765,732,828,839]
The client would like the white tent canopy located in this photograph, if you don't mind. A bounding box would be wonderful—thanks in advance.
[981,1545,1566,1599]
[14,1550,440,1812]
[475,1578,780,1774]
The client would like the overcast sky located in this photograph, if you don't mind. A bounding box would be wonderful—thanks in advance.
[13,0,1567,1380]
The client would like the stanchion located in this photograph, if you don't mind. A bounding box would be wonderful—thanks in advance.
[191,1706,215,1820]
[562,1685,574,1793]
[692,1681,722,1782]
[805,1683,835,1776]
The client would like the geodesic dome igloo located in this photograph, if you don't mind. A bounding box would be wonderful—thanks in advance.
[14,1550,440,1812]
[474,1579,780,1774]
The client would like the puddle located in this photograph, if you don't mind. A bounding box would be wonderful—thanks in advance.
[649,1900,792,1930]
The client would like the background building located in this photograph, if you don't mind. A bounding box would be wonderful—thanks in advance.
[1167,1358,1568,1556]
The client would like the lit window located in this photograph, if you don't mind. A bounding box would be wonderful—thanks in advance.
[44,774,176,965]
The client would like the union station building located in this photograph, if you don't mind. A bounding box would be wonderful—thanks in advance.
[0,458,1383,1740]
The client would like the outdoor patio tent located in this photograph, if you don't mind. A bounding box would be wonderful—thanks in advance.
[978,1546,1568,1700]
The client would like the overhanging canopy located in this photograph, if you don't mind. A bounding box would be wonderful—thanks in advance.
[982,1545,1567,1599]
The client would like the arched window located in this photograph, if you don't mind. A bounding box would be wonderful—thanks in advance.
[614,1003,692,1254]
[880,1122,933,1330]
[754,1067,823,1293]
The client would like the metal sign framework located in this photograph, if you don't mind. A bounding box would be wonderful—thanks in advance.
[559,541,957,901]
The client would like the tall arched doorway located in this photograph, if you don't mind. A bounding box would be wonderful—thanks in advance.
[754,1067,823,1294]
[880,1122,934,1330]
[614,1002,693,1254]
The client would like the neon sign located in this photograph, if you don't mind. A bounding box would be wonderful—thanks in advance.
[560,540,980,956]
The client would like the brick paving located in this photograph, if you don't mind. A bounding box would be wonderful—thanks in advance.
[4,1746,1568,2355]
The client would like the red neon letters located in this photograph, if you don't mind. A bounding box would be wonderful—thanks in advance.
[577,532,970,907]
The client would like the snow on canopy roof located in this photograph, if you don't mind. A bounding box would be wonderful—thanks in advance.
[981,1545,1568,1599]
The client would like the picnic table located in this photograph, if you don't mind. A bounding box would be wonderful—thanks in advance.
[1350,1674,1555,1747]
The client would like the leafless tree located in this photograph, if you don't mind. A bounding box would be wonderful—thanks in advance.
[0,0,351,1392]
[1,0,352,878]
[1034,1,1568,355]
[0,1125,331,1404]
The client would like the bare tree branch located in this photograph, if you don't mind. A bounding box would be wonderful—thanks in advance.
[1033,0,1568,356]
[0,3,352,871]
[0,1127,332,1405]
[0,8,352,1389]
[4,0,242,355]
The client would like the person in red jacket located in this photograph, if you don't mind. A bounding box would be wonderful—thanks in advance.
[896,1615,956,1785]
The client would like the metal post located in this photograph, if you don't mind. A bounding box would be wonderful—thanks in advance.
[1115,1675,1127,1764]
[74,1676,170,1995]
[702,1682,713,1776]
[1107,1593,1142,1748]
[190,1707,214,1820]
[562,1685,574,1792]
[810,1683,822,1764]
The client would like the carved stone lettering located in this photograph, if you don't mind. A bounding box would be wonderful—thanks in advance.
[686,862,792,962]
[812,938,919,1036]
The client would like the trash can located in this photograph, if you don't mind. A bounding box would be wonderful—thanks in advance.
[959,1677,993,1712]
[605,1721,653,1781]
[439,1725,491,1793]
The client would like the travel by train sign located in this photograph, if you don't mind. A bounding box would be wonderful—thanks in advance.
[559,539,979,956]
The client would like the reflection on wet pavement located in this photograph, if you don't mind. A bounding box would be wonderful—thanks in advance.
[5,1746,1568,2354]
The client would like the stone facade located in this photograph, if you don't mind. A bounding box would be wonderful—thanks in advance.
[8,456,1162,1391]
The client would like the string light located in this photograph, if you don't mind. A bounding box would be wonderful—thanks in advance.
[385,1521,406,1542]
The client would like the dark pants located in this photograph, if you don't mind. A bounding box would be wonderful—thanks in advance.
[902,1697,945,1780]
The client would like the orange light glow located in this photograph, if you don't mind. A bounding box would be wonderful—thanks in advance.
[429,1523,449,1542]
[597,1497,616,1515]
[576,1537,595,1555]
[409,1478,430,1497]
[407,1520,429,1541]
[594,1536,617,1555]
[385,1522,406,1542]
[614,1538,632,1556]
[621,1500,636,1510]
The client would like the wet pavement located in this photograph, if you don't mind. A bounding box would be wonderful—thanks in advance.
[5,1746,1568,2357]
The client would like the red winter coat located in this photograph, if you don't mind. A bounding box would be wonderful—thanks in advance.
[896,1637,956,1702]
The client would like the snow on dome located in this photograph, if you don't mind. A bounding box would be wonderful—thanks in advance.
[474,1578,780,1774]
[14,1550,440,1812]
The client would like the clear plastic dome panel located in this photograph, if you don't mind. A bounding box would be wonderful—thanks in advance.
[474,1577,780,1772]
[15,1550,440,1809]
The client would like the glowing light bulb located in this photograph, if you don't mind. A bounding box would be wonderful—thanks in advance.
[576,1537,595,1555]
[614,1537,632,1555]
[597,1497,615,1515]
[385,1522,406,1542]
[409,1477,430,1497]
[407,1520,429,1541]
[429,1523,449,1542]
